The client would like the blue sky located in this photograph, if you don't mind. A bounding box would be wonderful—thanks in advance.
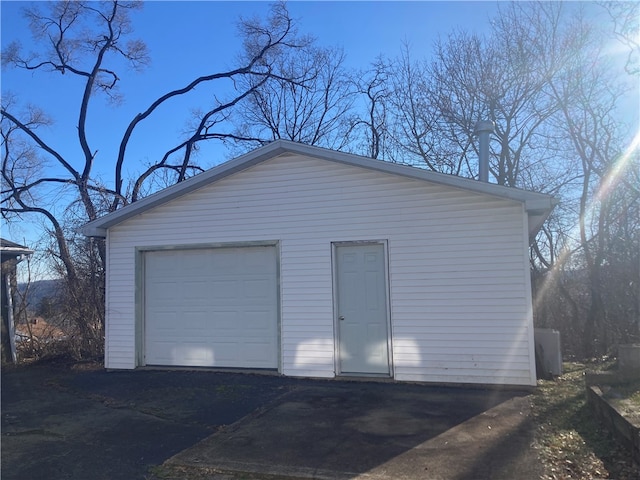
[1,1,499,249]
[1,1,499,169]
[1,1,636,264]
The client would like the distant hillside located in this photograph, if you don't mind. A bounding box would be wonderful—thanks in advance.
[17,279,64,311]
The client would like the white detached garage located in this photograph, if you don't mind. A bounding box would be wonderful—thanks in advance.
[83,140,556,386]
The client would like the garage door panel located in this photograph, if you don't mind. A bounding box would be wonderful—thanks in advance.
[211,280,241,300]
[146,252,180,275]
[183,281,210,300]
[244,279,272,299]
[244,310,275,331]
[144,246,278,369]
[148,280,180,302]
[210,250,240,270]
[169,344,214,366]
[146,340,179,364]
[244,249,275,270]
[180,343,214,363]
[182,250,209,269]
[183,310,209,332]
[152,311,179,330]
[244,344,272,364]
[213,311,241,333]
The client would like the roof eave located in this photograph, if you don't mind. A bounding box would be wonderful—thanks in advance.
[82,225,108,238]
[0,247,34,262]
[526,196,560,241]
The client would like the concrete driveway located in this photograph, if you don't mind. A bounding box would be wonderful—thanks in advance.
[1,362,542,480]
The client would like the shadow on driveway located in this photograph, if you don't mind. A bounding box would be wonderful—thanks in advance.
[167,381,541,479]
[1,362,293,480]
[1,362,542,480]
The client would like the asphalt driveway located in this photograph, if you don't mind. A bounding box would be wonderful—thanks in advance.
[1,361,542,480]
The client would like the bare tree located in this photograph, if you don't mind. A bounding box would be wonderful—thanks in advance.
[376,12,563,183]
[345,57,391,159]
[1,1,305,358]
[603,0,640,75]
[231,43,356,150]
[360,1,639,358]
[385,46,448,168]
[536,2,640,357]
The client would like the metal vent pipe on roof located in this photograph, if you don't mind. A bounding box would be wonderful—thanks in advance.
[474,120,494,183]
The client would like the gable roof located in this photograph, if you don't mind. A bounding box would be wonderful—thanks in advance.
[82,140,558,238]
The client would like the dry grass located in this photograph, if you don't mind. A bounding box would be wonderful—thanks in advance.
[531,363,640,480]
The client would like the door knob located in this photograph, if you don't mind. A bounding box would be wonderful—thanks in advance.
[339,315,345,321]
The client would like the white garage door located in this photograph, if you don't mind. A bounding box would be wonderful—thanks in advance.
[143,246,278,369]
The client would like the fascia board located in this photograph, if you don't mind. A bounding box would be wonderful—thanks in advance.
[82,225,108,238]
[0,247,34,257]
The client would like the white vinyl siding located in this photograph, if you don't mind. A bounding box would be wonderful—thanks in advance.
[105,154,535,385]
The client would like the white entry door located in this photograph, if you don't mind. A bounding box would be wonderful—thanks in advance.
[335,243,390,375]
[143,246,278,369]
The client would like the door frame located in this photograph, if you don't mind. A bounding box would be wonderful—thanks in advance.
[331,240,393,377]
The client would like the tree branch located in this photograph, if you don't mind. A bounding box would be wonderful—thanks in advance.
[1,108,79,179]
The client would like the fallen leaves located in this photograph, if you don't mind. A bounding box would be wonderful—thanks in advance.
[537,429,607,480]
[531,362,639,480]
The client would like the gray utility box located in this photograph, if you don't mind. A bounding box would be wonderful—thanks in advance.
[534,328,563,377]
